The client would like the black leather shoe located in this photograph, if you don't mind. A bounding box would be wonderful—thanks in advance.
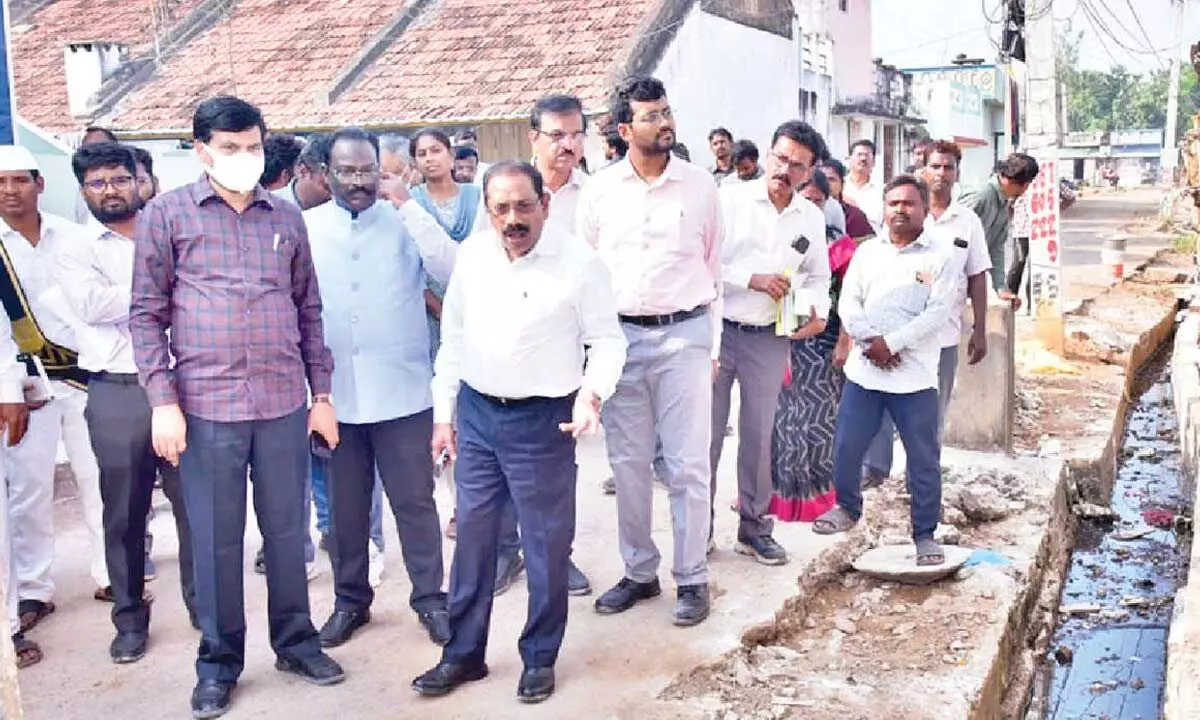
[493,553,525,596]
[318,609,370,648]
[274,651,346,686]
[517,666,555,703]
[110,631,148,664]
[567,561,592,597]
[418,608,451,646]
[412,661,489,697]
[673,583,710,627]
[594,577,661,614]
[190,679,234,720]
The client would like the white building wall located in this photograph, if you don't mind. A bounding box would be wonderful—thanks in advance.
[655,7,800,167]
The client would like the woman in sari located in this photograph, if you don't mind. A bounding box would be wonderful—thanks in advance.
[767,170,859,521]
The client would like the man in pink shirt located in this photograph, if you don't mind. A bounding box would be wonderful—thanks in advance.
[576,77,722,627]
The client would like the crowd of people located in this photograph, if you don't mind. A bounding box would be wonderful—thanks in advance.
[0,73,1043,719]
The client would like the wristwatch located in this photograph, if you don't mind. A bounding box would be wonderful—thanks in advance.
[312,393,333,405]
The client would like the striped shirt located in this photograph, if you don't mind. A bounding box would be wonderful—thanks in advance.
[130,176,333,422]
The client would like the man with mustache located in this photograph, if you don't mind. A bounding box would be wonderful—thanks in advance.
[576,76,723,627]
[303,127,459,650]
[491,93,594,598]
[711,120,830,565]
[58,141,196,662]
[414,161,625,702]
[813,176,957,567]
[861,140,990,489]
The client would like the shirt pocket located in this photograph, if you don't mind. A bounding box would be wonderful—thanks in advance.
[644,198,698,255]
[895,275,932,314]
[266,237,297,289]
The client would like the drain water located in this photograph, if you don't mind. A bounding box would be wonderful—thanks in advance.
[1035,362,1193,720]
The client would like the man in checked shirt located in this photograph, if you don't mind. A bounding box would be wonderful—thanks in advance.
[129,96,344,720]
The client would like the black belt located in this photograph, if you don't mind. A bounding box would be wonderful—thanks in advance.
[619,305,707,327]
[723,318,776,334]
[91,371,140,385]
[471,386,573,409]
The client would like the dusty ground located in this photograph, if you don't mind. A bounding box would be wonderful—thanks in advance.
[14,191,1188,720]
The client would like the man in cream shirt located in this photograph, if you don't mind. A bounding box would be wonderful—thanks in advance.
[712,120,830,566]
[414,161,624,703]
[843,139,883,232]
[813,176,956,567]
[575,77,722,627]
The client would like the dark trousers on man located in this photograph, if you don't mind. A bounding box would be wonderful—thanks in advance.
[709,323,790,540]
[85,372,194,632]
[833,380,942,541]
[179,406,321,683]
[327,409,444,613]
[443,385,576,669]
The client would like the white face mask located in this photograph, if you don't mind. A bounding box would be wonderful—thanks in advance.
[204,148,265,193]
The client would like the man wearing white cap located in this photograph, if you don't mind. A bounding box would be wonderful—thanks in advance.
[0,145,108,631]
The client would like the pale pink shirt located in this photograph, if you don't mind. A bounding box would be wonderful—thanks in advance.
[575,156,723,358]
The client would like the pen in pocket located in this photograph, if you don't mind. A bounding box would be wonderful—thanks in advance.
[273,233,280,251]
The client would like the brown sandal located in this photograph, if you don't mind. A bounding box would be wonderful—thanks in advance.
[11,633,42,669]
[17,600,54,632]
[93,587,155,604]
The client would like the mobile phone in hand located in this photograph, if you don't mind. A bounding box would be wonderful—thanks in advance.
[310,433,333,459]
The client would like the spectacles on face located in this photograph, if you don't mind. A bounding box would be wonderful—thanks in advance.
[537,130,586,145]
[769,152,810,176]
[329,166,379,183]
[488,199,540,217]
[83,175,135,192]
[633,108,674,125]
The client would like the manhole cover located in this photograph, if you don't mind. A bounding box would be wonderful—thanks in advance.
[852,544,973,585]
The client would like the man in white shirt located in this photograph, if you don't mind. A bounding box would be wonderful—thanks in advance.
[812,176,956,566]
[862,141,990,487]
[712,120,830,566]
[575,77,722,627]
[0,145,108,629]
[842,139,883,232]
[414,161,625,703]
[493,94,592,598]
[0,321,35,667]
[59,142,196,663]
[304,128,458,650]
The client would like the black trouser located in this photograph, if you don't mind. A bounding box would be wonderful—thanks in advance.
[85,372,194,633]
[180,406,321,683]
[328,409,445,614]
[1007,236,1030,305]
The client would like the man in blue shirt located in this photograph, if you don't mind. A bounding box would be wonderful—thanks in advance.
[303,127,459,648]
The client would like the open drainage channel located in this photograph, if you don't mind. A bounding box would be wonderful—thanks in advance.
[1027,353,1193,720]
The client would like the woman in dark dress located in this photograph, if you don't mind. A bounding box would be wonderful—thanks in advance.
[767,171,859,521]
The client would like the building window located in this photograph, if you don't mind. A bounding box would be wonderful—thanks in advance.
[800,90,819,123]
[839,0,848,11]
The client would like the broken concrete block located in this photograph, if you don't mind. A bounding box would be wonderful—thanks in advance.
[942,506,969,526]
[958,483,1011,522]
[934,523,963,545]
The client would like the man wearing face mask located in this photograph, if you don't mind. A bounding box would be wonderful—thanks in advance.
[129,96,344,719]
[711,120,830,565]
[302,127,458,651]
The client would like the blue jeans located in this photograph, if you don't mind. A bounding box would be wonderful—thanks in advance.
[312,454,385,551]
[833,380,942,541]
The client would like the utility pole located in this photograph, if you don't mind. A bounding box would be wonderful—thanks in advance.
[1164,0,1186,181]
[1022,0,1059,153]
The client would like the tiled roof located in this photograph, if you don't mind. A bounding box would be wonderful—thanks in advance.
[107,0,407,131]
[10,0,210,132]
[329,0,661,124]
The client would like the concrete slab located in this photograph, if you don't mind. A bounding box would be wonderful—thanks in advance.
[851,544,973,585]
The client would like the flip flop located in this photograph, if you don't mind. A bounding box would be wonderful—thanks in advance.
[17,600,54,633]
[93,587,156,604]
[813,506,857,535]
[11,633,42,669]
[915,538,945,567]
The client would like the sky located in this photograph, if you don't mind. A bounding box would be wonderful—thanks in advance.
[872,0,1200,74]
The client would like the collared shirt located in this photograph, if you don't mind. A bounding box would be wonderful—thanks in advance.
[0,318,24,403]
[575,156,723,358]
[544,168,586,233]
[432,224,627,424]
[719,178,830,326]
[305,198,457,425]
[843,177,884,232]
[838,230,957,394]
[960,177,1011,291]
[710,164,735,182]
[718,167,763,187]
[56,217,137,373]
[929,204,991,348]
[130,176,334,422]
[0,212,85,351]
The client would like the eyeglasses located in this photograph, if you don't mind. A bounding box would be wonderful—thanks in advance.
[537,130,586,145]
[488,199,541,216]
[769,152,811,176]
[329,166,379,183]
[633,108,674,125]
[83,175,135,192]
